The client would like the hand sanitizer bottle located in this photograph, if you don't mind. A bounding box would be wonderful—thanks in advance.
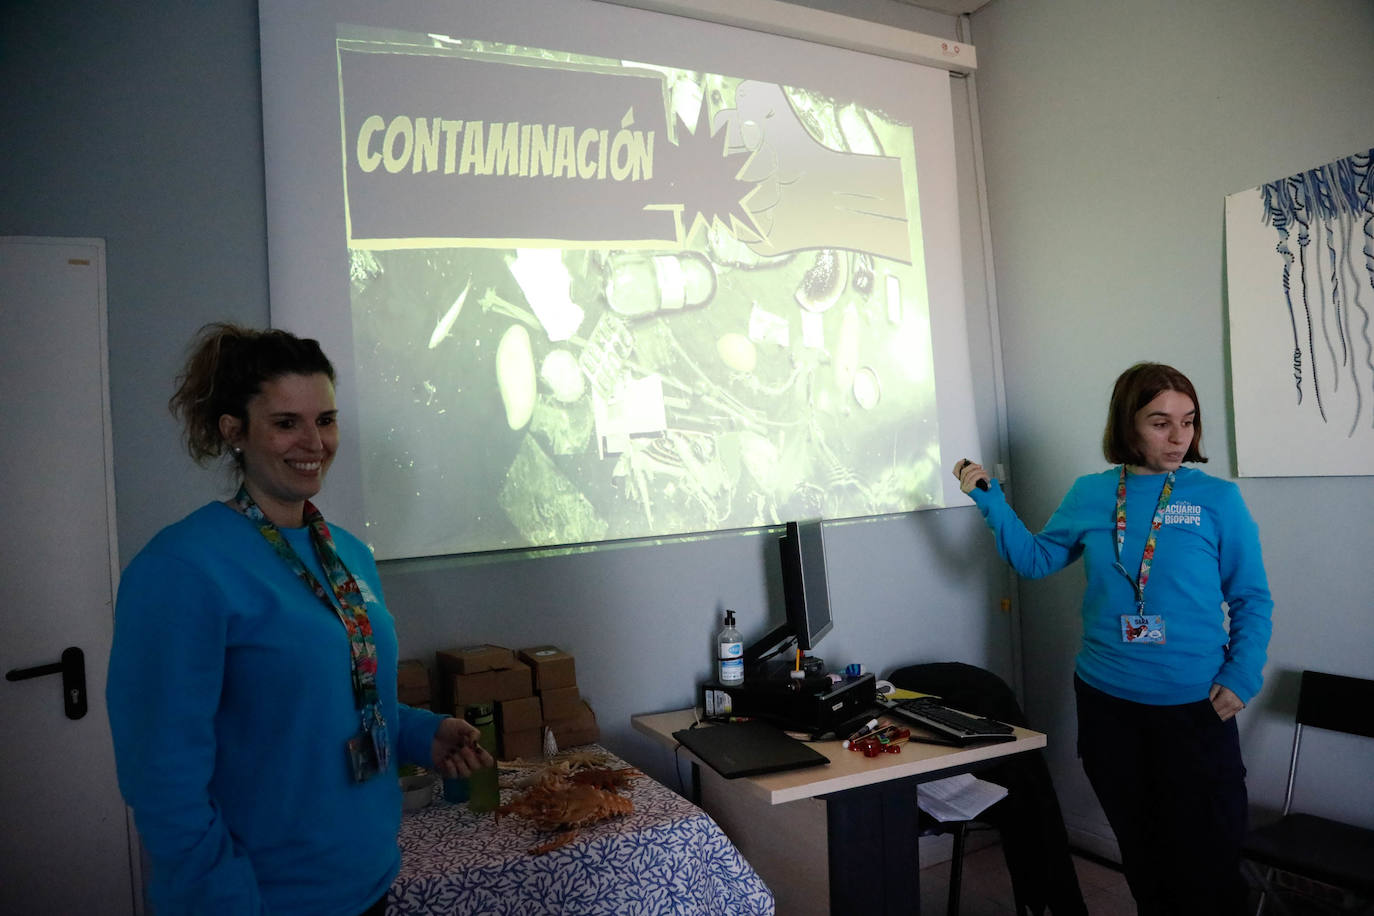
[718,609,744,685]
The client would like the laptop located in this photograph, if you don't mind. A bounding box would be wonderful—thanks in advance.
[672,720,829,779]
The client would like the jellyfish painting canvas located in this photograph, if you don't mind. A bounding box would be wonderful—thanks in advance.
[1225,147,1374,477]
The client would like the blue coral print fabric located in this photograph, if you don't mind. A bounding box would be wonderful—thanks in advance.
[392,747,774,914]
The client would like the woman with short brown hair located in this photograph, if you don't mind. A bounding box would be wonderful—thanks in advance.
[955,362,1272,915]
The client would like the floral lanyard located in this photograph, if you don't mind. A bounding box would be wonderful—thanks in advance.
[1113,465,1175,615]
[231,485,389,780]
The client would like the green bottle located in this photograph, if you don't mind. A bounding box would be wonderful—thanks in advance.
[464,703,500,813]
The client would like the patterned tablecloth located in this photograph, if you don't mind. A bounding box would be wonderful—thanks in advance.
[391,746,775,915]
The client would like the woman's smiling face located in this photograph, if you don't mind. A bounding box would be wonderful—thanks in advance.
[220,372,338,526]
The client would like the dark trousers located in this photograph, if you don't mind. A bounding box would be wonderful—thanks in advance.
[358,894,387,916]
[1075,675,1250,916]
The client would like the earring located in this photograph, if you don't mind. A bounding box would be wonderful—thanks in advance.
[232,447,242,456]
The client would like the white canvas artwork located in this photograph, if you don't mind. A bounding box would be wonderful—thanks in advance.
[1225,148,1374,477]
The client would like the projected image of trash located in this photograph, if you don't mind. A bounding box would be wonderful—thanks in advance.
[339,28,942,558]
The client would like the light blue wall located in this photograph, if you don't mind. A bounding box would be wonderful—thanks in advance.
[0,0,1016,789]
[15,0,1364,863]
[969,0,1374,853]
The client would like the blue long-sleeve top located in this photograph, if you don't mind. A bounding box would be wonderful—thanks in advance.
[971,467,1273,706]
[107,501,445,915]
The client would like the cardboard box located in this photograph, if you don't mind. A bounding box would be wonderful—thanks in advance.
[397,659,431,707]
[490,662,533,702]
[497,695,542,732]
[436,645,515,710]
[437,644,515,675]
[548,699,599,749]
[517,645,576,691]
[451,671,495,710]
[538,685,581,722]
[499,726,544,762]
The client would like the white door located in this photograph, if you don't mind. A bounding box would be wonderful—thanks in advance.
[0,237,134,914]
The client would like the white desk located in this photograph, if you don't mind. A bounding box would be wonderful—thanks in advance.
[632,709,1047,916]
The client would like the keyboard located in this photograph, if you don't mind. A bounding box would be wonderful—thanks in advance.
[873,695,1017,745]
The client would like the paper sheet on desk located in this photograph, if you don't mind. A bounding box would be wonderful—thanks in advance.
[916,773,1008,822]
[884,687,935,700]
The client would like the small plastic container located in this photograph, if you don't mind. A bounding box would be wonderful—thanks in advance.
[400,772,436,810]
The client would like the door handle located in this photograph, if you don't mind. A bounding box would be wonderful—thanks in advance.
[6,646,88,719]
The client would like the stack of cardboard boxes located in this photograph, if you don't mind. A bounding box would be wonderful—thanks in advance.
[434,644,530,711]
[428,643,598,760]
[518,645,599,752]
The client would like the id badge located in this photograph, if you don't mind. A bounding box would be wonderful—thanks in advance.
[1121,614,1165,644]
[346,730,381,783]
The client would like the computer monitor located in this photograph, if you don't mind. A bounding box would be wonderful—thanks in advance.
[743,519,833,675]
[780,519,833,651]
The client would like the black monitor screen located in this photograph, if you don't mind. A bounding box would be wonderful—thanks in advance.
[780,520,833,651]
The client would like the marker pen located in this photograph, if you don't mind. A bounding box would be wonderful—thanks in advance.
[841,718,880,748]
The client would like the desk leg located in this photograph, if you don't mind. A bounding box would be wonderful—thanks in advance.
[825,778,920,915]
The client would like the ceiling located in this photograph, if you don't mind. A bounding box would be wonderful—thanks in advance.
[894,0,993,15]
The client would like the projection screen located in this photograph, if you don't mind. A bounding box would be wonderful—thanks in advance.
[260,0,979,560]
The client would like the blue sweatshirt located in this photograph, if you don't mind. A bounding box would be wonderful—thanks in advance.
[971,467,1273,706]
[107,502,444,915]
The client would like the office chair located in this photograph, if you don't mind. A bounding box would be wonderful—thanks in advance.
[1242,670,1374,916]
[886,662,1086,916]
[917,815,998,916]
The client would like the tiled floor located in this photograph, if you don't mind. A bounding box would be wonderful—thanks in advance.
[918,842,1362,914]
[917,841,1136,915]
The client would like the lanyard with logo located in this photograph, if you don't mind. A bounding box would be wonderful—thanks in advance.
[1113,466,1174,644]
[230,485,390,781]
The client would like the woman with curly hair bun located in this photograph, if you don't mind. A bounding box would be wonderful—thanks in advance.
[108,323,492,916]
